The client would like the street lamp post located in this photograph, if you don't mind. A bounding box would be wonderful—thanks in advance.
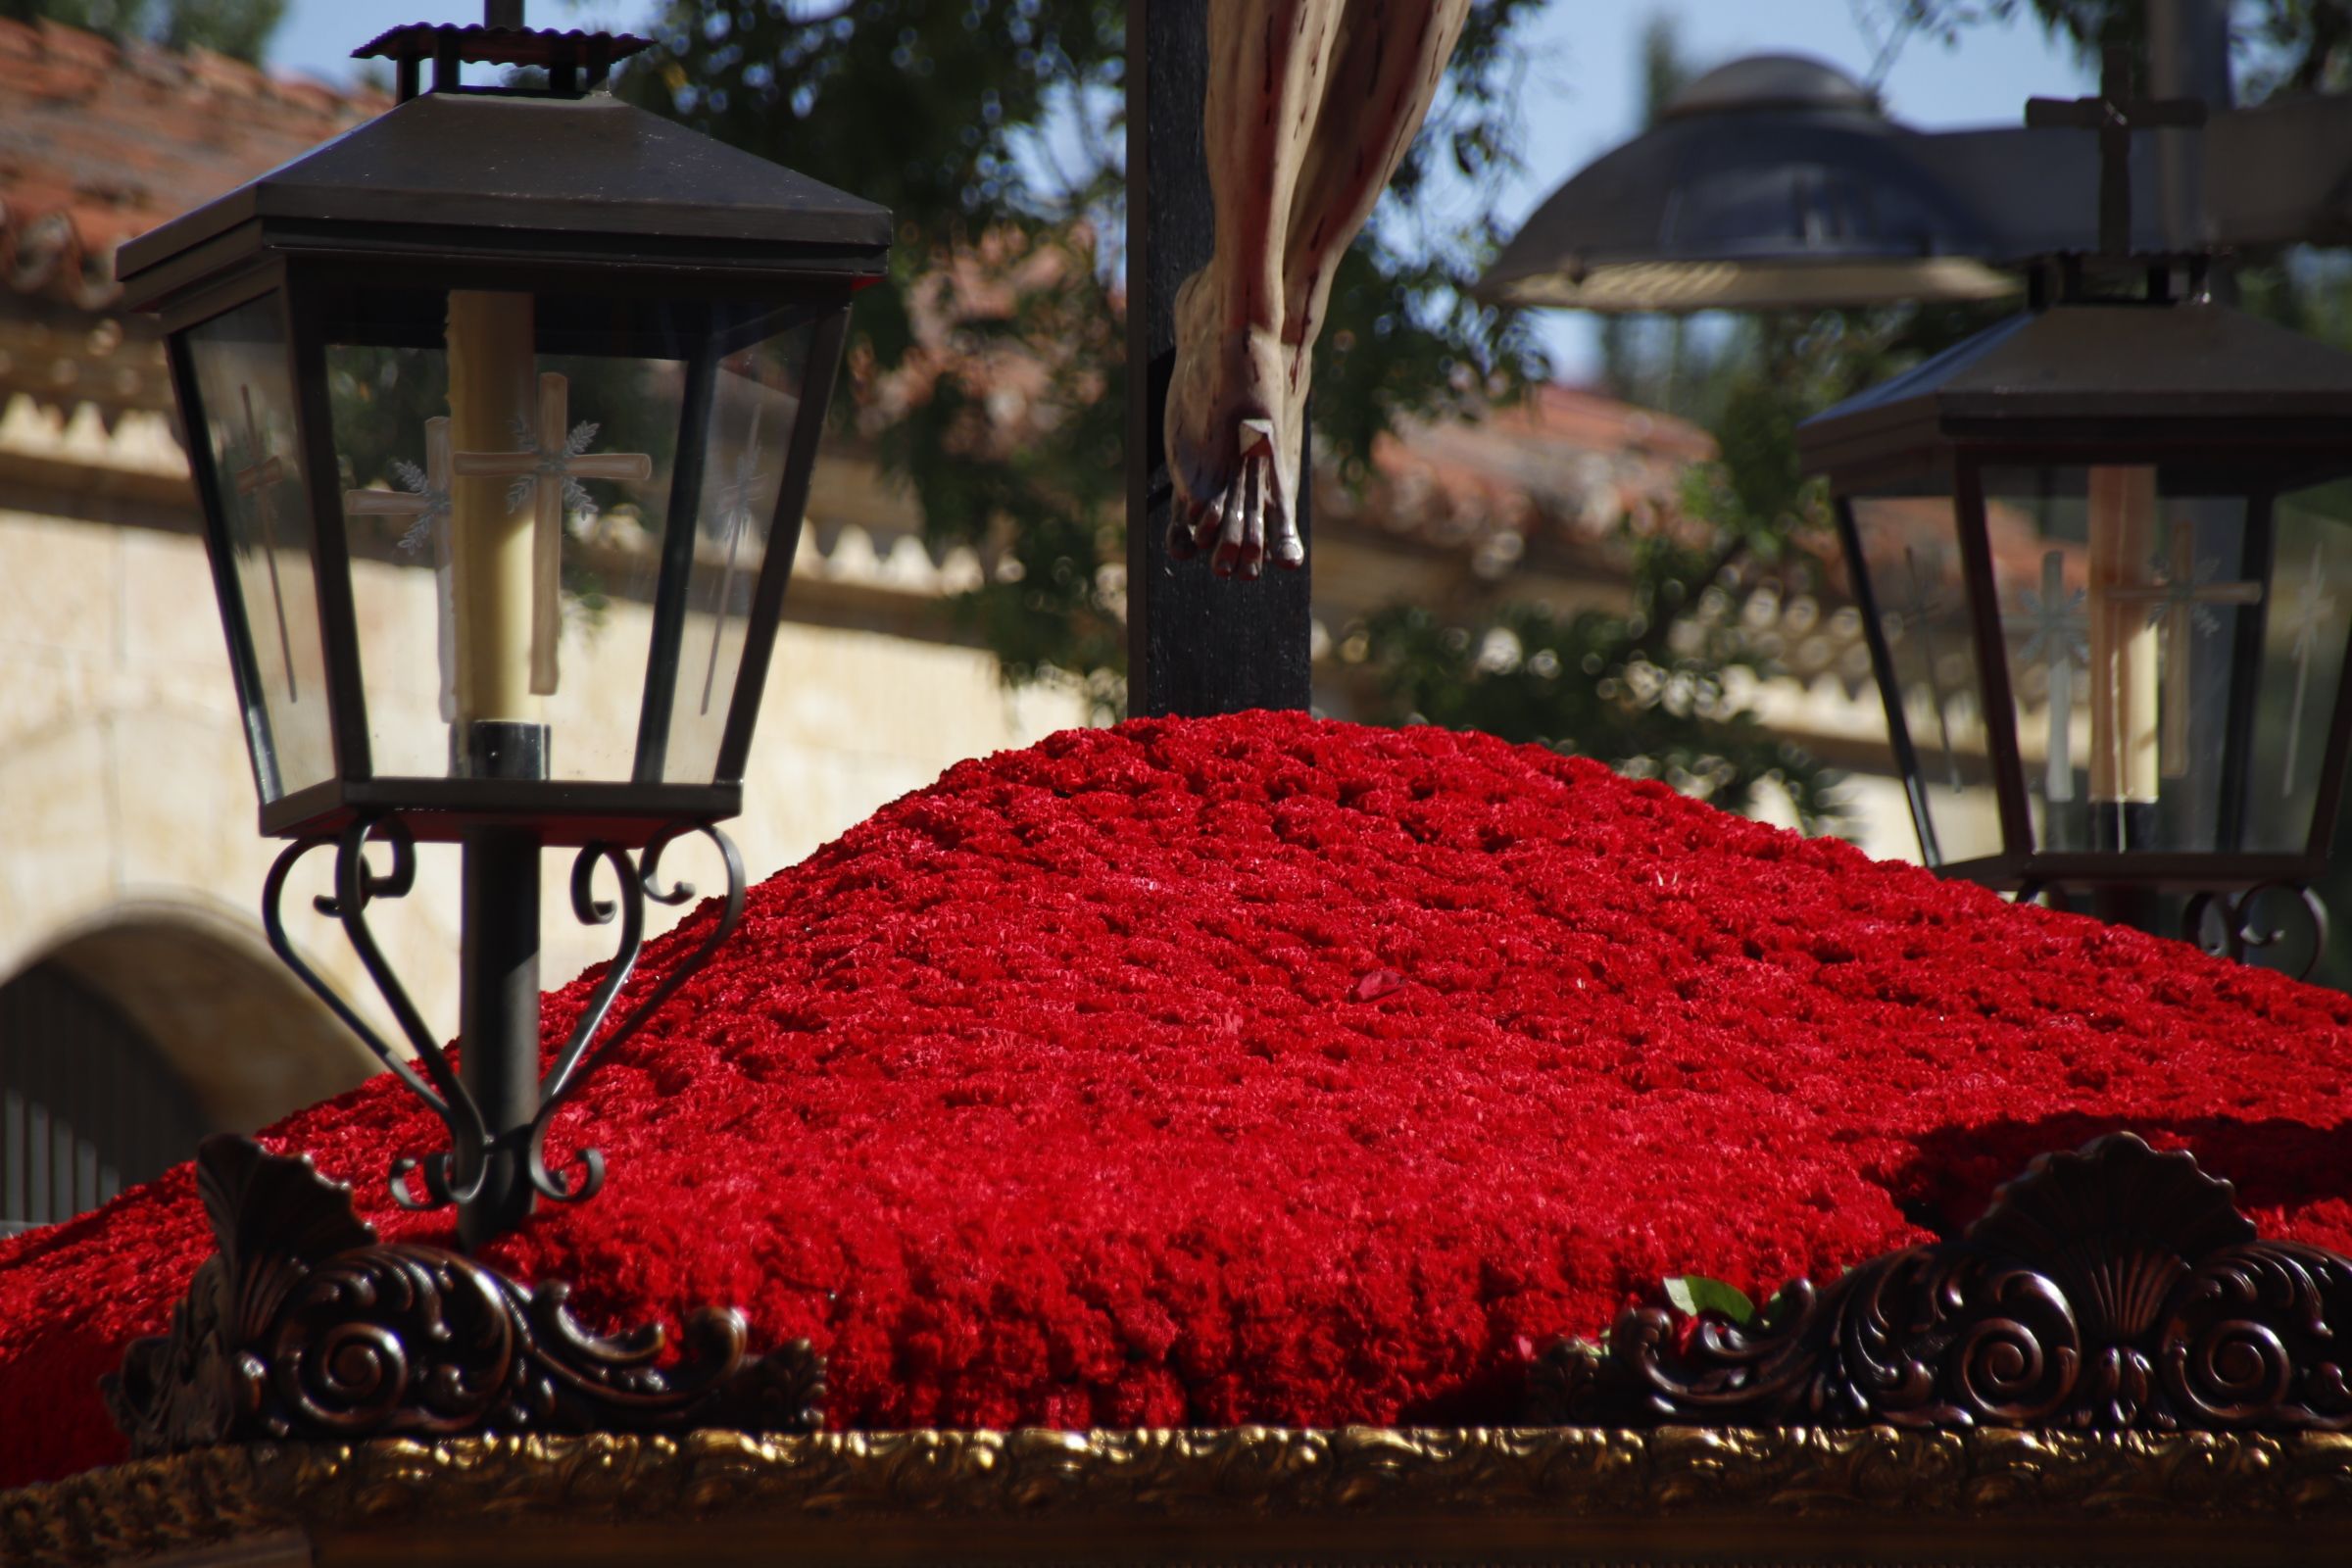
[122,12,889,1248]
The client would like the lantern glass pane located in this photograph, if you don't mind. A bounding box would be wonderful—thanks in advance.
[646,318,819,784]
[321,283,728,784]
[1849,483,2003,864]
[183,293,335,802]
[1984,467,2255,855]
[2245,477,2352,854]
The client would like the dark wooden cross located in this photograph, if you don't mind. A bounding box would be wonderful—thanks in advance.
[2025,44,2206,258]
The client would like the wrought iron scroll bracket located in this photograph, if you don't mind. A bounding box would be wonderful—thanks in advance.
[1532,1132,2352,1432]
[526,822,748,1205]
[2011,881,2327,981]
[2012,879,2070,913]
[261,816,748,1218]
[102,1136,822,1455]
[2182,882,2328,979]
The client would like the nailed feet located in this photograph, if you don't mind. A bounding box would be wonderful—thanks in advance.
[1164,271,1307,579]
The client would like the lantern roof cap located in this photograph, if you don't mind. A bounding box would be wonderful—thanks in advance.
[1658,53,1879,119]
[117,90,892,308]
[1799,299,2352,473]
[348,22,653,73]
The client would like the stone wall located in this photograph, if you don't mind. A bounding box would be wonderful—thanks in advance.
[0,428,1086,1124]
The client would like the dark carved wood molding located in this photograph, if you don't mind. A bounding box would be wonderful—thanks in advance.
[20,1429,2352,1568]
[103,1135,823,1455]
[1534,1132,2352,1431]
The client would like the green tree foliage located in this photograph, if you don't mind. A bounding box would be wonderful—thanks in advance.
[1352,17,2015,836]
[1352,294,2004,837]
[625,1,1132,710]
[623,1,2350,843]
[1356,599,1849,827]
[1882,0,2352,99]
[633,0,1861,837]
[3,0,283,61]
[625,0,1548,715]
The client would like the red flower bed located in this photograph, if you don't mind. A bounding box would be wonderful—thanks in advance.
[6,710,2352,1487]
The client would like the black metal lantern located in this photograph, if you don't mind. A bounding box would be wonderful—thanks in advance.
[123,19,889,1245]
[124,24,887,845]
[1799,60,2352,967]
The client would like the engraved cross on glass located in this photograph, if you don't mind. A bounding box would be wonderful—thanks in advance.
[344,417,457,720]
[701,401,769,714]
[2283,540,2337,793]
[2107,526,2262,778]
[451,370,653,695]
[2011,550,2089,803]
[232,384,298,700]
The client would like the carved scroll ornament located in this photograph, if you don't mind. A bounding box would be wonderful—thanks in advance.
[1535,1133,2352,1431]
[101,1136,822,1456]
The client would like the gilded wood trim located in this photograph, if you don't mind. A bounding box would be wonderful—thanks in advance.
[10,1426,2352,1567]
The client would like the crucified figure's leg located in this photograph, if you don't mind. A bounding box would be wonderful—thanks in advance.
[1164,0,1469,579]
[1165,0,1342,578]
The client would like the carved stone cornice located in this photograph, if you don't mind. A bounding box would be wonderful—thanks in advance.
[8,1427,2352,1567]
[101,1136,822,1455]
[1537,1133,2352,1431]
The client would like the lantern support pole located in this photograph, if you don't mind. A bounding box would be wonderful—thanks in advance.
[451,715,548,1249]
[457,823,541,1249]
[260,809,751,1248]
[453,716,550,1249]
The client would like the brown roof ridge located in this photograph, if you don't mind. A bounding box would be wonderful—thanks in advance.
[0,17,387,309]
[0,17,382,105]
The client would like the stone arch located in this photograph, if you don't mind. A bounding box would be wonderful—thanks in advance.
[17,901,379,1131]
[1,961,208,1230]
[1,902,378,1229]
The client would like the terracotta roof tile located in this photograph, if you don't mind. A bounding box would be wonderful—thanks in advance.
[0,19,384,309]
[1321,383,1718,555]
[0,18,1736,603]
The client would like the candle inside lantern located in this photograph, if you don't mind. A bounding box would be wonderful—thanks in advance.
[2086,466,2159,845]
[445,290,541,731]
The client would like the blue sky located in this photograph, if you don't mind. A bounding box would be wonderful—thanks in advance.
[270,2,2099,379]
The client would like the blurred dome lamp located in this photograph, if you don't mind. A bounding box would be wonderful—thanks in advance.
[1476,53,2019,314]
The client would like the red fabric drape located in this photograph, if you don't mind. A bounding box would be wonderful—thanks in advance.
[6,712,2349,1487]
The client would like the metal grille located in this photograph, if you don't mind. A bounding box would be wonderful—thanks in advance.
[0,961,210,1237]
